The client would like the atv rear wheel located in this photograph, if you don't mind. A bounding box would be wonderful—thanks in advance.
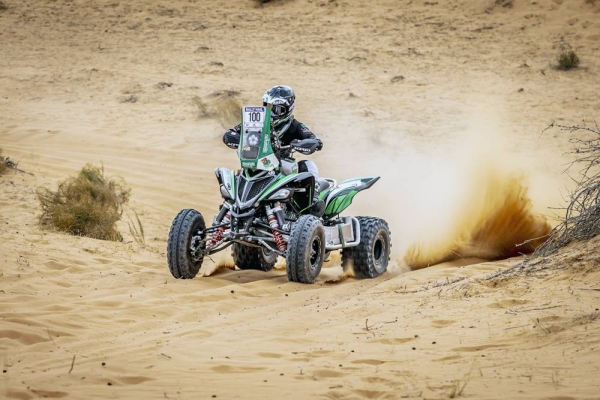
[342,217,391,279]
[167,209,206,279]
[232,243,277,271]
[286,215,325,284]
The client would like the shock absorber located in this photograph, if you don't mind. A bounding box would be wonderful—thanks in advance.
[266,205,286,252]
[207,212,230,248]
[273,201,286,229]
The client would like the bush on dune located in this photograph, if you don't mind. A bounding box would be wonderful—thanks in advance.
[557,50,580,70]
[37,164,131,241]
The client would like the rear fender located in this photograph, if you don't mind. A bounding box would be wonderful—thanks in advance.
[323,176,380,218]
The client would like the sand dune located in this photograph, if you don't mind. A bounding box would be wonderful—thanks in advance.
[2,0,600,398]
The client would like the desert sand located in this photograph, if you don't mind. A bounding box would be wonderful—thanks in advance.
[1,0,600,398]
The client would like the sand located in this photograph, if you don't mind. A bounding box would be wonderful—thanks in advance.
[1,0,600,398]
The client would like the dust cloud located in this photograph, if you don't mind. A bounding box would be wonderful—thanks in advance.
[403,165,551,269]
[327,113,554,270]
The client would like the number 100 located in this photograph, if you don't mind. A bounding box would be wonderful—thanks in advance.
[248,112,261,122]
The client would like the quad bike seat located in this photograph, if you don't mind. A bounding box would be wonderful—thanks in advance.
[317,178,331,192]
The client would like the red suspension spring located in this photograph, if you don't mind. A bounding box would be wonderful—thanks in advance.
[267,212,286,252]
[206,212,230,247]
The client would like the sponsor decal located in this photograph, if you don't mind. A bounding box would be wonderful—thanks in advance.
[261,157,273,168]
[242,161,255,168]
[244,107,265,113]
[247,133,259,146]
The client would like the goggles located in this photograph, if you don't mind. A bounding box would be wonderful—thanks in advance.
[266,103,288,118]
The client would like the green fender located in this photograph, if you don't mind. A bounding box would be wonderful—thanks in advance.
[323,176,380,218]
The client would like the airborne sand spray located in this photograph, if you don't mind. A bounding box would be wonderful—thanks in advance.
[403,163,551,268]
[318,111,553,270]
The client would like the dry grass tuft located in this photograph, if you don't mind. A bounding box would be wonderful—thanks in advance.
[37,164,131,241]
[494,0,513,7]
[128,209,145,245]
[557,50,580,70]
[0,1,7,11]
[485,0,513,12]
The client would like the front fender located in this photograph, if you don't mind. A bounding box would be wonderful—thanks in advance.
[215,167,236,200]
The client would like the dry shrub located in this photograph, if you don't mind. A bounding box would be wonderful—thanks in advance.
[557,50,580,70]
[0,1,7,11]
[533,123,600,257]
[37,164,131,241]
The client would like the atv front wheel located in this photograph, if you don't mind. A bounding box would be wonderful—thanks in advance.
[232,243,277,271]
[342,217,391,279]
[167,209,206,279]
[286,215,325,284]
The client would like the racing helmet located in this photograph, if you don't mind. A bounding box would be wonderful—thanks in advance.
[262,85,295,133]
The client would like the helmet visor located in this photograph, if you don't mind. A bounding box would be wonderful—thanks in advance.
[270,104,287,118]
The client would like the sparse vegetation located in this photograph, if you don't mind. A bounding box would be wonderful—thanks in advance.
[485,0,513,11]
[0,1,7,11]
[128,209,146,245]
[37,164,131,241]
[533,122,600,257]
[557,50,580,70]
[495,0,513,7]
[448,362,474,398]
[0,148,18,175]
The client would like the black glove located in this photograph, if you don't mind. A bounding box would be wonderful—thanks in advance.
[291,139,322,155]
[316,139,323,151]
[291,139,312,155]
[223,130,240,149]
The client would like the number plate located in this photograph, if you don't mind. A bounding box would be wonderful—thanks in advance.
[243,106,266,129]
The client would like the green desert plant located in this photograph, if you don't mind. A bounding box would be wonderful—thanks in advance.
[37,164,131,241]
[557,50,580,70]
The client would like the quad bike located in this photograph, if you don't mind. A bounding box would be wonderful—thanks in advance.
[167,106,391,284]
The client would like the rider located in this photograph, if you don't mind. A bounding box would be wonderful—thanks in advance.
[222,85,324,209]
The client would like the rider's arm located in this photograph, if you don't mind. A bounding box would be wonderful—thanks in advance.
[222,124,241,149]
[293,121,323,151]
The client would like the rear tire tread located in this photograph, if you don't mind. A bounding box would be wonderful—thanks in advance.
[232,243,276,271]
[341,217,391,279]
